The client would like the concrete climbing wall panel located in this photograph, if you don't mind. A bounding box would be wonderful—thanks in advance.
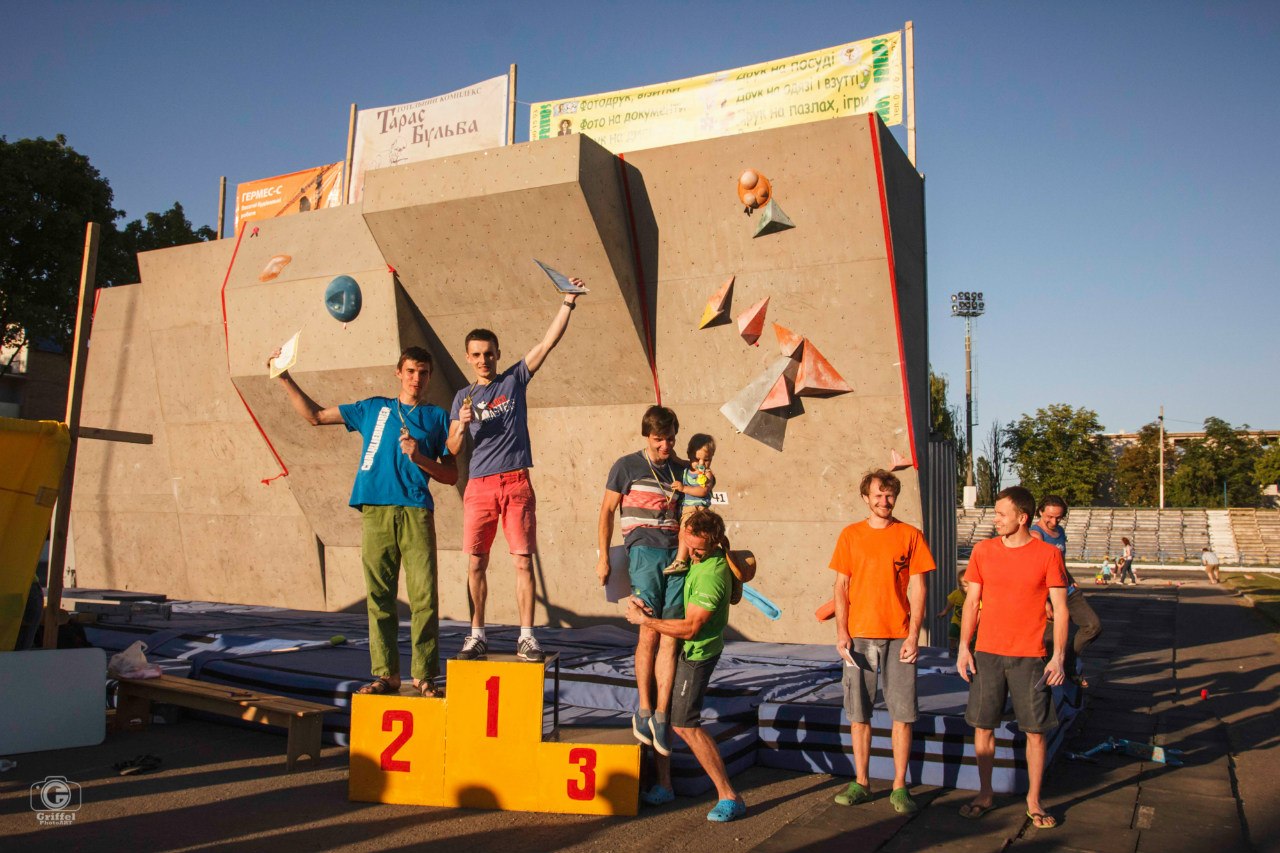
[361,133,653,409]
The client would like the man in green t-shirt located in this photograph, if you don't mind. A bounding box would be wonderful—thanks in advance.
[625,508,745,823]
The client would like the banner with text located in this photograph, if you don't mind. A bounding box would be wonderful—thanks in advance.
[348,74,510,203]
[234,162,343,231]
[530,33,901,152]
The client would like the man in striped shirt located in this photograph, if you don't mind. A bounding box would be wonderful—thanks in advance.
[596,405,688,758]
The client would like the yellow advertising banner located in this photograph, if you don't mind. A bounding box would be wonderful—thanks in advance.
[530,33,902,152]
[234,162,343,231]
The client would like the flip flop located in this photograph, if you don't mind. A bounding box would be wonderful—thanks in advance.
[415,681,444,699]
[959,801,994,819]
[1026,810,1058,829]
[356,676,400,695]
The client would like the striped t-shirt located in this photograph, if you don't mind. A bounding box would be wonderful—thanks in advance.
[605,450,688,550]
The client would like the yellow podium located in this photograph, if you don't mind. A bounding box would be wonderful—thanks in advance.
[349,655,640,815]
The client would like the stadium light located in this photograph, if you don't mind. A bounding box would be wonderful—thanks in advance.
[950,292,985,504]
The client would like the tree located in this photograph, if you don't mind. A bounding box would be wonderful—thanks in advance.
[1167,417,1265,507]
[0,135,121,351]
[1114,421,1174,506]
[975,421,1005,505]
[101,202,216,287]
[1255,442,1280,492]
[0,136,215,367]
[1004,404,1112,506]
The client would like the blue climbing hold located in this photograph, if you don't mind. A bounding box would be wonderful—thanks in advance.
[324,275,362,322]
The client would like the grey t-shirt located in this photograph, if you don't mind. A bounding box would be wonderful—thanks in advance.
[450,360,533,479]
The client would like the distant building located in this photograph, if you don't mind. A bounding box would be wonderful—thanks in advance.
[0,337,70,420]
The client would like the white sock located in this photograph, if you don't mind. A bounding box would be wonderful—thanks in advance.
[519,627,534,640]
[470,627,486,640]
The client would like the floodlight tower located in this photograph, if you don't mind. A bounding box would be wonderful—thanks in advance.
[951,291,985,507]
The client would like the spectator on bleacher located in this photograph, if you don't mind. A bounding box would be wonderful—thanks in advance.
[1116,537,1138,584]
[1030,495,1102,684]
[1200,547,1221,584]
[828,469,936,814]
[957,486,1068,829]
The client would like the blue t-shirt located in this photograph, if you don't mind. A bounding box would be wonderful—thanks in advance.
[449,360,533,479]
[338,397,450,510]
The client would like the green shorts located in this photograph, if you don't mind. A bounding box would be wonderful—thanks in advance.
[628,545,685,619]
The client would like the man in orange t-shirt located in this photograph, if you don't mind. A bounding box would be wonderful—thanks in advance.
[956,485,1068,830]
[829,469,936,814]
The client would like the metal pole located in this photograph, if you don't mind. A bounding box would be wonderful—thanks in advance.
[964,317,974,488]
[905,21,916,168]
[343,103,357,204]
[1158,405,1165,508]
[217,177,226,239]
[507,63,518,146]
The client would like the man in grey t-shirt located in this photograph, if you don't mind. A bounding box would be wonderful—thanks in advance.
[447,282,584,662]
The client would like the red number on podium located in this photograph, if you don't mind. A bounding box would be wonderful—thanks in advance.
[485,675,500,738]
[567,747,597,800]
[380,709,413,772]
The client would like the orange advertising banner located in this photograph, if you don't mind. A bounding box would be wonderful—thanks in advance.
[234,162,343,231]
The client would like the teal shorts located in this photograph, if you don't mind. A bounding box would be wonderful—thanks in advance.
[628,545,685,619]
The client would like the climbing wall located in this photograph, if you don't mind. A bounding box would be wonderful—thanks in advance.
[73,113,926,644]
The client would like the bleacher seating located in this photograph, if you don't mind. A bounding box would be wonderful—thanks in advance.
[1228,509,1280,566]
[954,507,1225,564]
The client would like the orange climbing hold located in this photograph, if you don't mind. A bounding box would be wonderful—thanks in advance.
[699,275,735,329]
[758,374,792,411]
[795,339,852,397]
[773,323,804,358]
[736,296,770,345]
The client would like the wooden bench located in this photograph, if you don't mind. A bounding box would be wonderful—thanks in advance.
[115,675,333,772]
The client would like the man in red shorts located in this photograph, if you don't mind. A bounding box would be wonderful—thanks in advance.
[447,281,585,662]
[957,485,1068,830]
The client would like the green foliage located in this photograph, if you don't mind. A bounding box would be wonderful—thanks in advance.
[1114,421,1174,506]
[1255,443,1280,490]
[1003,404,1112,506]
[0,135,214,355]
[1167,417,1265,507]
[0,135,121,350]
[976,457,994,505]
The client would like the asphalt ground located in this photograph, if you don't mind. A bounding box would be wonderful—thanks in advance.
[2,577,1276,852]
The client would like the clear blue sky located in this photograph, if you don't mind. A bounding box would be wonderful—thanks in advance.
[3,1,1276,439]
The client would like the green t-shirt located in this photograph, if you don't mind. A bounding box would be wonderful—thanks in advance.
[682,553,731,661]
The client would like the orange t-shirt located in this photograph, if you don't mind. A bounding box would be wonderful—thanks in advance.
[829,519,936,639]
[966,536,1067,657]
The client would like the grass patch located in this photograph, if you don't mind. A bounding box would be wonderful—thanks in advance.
[1222,573,1280,628]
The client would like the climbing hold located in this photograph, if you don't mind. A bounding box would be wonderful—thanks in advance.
[259,254,292,282]
[773,323,804,359]
[753,199,795,237]
[736,296,770,345]
[324,275,363,323]
[794,338,852,397]
[737,169,772,212]
[699,275,735,329]
[759,373,792,412]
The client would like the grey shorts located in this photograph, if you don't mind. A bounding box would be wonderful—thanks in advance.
[670,652,720,728]
[842,638,918,724]
[964,651,1058,733]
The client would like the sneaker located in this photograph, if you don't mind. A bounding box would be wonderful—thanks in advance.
[516,635,545,663]
[457,635,487,660]
[662,558,690,576]
[640,784,675,806]
[648,715,672,757]
[706,798,746,822]
[632,712,653,746]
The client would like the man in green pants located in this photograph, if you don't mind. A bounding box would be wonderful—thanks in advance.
[271,346,457,697]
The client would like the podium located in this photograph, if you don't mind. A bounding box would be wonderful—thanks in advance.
[349,655,640,815]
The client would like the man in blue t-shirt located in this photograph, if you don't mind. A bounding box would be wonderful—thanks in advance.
[447,281,585,663]
[1030,494,1102,684]
[272,345,456,697]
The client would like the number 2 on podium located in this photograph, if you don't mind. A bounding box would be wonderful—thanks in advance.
[380,709,413,772]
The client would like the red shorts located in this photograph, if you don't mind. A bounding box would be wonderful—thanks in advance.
[462,469,537,556]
